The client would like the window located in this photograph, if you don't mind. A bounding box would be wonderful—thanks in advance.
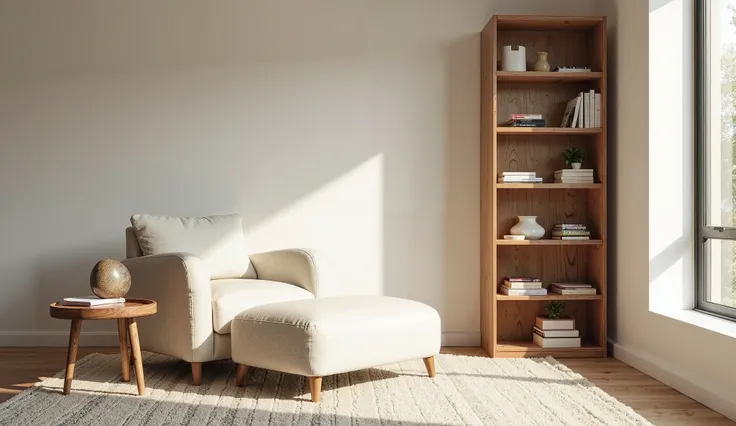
[697,0,736,319]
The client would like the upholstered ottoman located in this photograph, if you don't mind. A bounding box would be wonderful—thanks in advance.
[230,295,441,402]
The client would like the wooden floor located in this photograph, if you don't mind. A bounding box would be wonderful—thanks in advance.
[0,347,732,425]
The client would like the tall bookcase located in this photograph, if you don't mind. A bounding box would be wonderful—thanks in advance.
[480,16,607,358]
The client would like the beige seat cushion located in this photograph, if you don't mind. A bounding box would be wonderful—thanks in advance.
[211,279,314,334]
[130,213,253,279]
[230,296,441,377]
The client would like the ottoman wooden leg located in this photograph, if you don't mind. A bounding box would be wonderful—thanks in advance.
[235,364,249,387]
[423,356,436,378]
[191,362,202,386]
[308,376,322,402]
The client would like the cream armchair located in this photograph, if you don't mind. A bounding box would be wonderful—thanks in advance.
[122,226,319,385]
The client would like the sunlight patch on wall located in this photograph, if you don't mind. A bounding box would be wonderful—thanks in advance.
[243,154,384,297]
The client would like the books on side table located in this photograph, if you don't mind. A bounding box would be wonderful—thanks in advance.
[501,114,546,128]
[61,296,126,307]
[533,316,581,348]
[552,223,590,240]
[554,169,594,184]
[499,277,547,296]
[549,283,597,295]
[498,172,543,183]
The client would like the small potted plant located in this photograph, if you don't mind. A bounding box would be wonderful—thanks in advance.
[562,147,585,169]
[546,301,565,319]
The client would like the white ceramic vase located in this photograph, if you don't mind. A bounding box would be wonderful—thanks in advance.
[510,216,545,240]
[501,45,526,71]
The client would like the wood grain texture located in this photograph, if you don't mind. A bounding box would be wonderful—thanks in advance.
[49,298,157,320]
[0,347,732,425]
[495,341,604,358]
[127,318,145,396]
[496,16,604,31]
[308,376,322,403]
[423,357,436,378]
[497,82,593,127]
[497,294,602,301]
[496,127,602,135]
[497,299,595,342]
[62,319,81,395]
[496,135,601,182]
[497,30,592,74]
[497,71,603,83]
[116,319,130,382]
[497,183,602,189]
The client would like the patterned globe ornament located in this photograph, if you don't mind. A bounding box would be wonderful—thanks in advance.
[89,259,131,298]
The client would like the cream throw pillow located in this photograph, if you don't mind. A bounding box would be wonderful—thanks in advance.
[130,213,251,280]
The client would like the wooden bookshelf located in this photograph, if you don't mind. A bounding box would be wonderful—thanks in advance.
[480,15,607,358]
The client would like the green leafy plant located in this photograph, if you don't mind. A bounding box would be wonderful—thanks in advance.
[562,147,585,166]
[546,301,565,319]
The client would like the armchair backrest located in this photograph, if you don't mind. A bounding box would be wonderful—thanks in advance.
[125,227,143,259]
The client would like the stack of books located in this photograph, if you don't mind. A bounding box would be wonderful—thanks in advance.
[560,90,601,128]
[497,172,543,183]
[549,283,597,295]
[500,114,546,128]
[499,277,547,296]
[61,296,126,307]
[552,224,590,240]
[554,169,594,184]
[533,316,581,348]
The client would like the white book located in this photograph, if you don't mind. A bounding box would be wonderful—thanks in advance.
[533,333,582,348]
[584,91,591,128]
[534,326,580,338]
[62,296,126,307]
[570,96,582,128]
[589,90,595,128]
[555,169,594,174]
[499,287,548,296]
[498,177,543,183]
[578,92,585,128]
[594,93,601,127]
[536,316,575,330]
[499,172,536,177]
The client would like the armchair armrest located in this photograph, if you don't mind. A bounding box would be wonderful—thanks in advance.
[122,253,214,362]
[249,249,320,296]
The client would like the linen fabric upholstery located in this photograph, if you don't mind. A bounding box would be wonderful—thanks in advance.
[129,214,254,280]
[249,249,320,296]
[230,295,441,377]
[210,279,314,334]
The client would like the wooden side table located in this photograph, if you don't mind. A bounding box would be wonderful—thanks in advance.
[49,298,157,396]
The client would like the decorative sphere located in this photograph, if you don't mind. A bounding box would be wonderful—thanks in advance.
[90,259,131,298]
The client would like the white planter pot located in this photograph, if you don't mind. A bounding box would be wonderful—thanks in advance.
[571,162,582,169]
[509,216,545,240]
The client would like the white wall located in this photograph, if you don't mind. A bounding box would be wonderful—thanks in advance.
[600,0,736,420]
[0,0,596,346]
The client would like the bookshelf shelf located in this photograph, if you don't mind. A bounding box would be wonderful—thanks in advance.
[481,15,607,359]
[495,341,604,358]
[496,294,602,301]
[496,127,602,135]
[495,239,602,246]
[496,183,602,189]
[496,71,603,83]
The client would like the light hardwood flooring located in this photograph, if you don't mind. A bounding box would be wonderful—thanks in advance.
[0,347,732,425]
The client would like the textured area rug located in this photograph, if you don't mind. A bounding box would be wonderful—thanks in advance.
[0,352,650,425]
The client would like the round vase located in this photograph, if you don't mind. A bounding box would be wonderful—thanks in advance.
[510,216,545,240]
[533,52,550,72]
[571,162,582,169]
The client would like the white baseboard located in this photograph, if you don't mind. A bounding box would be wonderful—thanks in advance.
[0,331,118,347]
[611,339,736,422]
[441,331,480,346]
[1,331,481,348]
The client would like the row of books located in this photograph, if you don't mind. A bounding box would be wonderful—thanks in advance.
[500,277,597,296]
[561,91,601,128]
[554,169,594,184]
[552,223,590,240]
[500,114,545,128]
[534,316,581,348]
[497,171,542,183]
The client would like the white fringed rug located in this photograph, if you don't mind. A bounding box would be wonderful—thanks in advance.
[0,352,650,425]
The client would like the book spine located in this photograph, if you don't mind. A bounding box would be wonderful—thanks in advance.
[572,96,581,128]
[594,93,601,127]
[511,114,542,119]
[551,236,591,240]
[551,231,591,236]
[554,225,586,230]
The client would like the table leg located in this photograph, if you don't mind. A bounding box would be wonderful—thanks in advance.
[128,318,145,396]
[127,320,134,366]
[63,319,82,395]
[117,319,130,382]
